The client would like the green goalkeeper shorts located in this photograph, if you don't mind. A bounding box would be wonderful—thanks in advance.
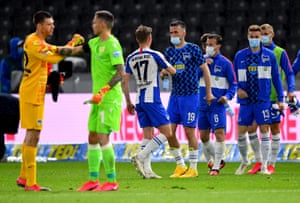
[88,101,122,134]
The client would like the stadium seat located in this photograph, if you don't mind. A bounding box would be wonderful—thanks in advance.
[268,9,289,24]
[286,40,300,60]
[247,10,267,25]
[223,26,244,40]
[250,0,270,10]
[203,0,225,12]
[226,0,249,11]
[222,43,237,60]
[224,11,247,28]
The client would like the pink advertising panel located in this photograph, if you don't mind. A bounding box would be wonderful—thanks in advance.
[5,93,300,144]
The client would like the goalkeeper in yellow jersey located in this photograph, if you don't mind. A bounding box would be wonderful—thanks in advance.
[16,10,84,191]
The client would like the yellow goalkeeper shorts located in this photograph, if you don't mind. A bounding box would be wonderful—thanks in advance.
[20,101,45,130]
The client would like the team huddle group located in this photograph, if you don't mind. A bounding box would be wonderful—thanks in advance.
[14,9,300,192]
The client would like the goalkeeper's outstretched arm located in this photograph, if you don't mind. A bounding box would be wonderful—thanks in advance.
[57,45,84,56]
[57,33,85,56]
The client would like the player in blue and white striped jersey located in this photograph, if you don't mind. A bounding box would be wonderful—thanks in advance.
[198,34,237,176]
[123,25,178,179]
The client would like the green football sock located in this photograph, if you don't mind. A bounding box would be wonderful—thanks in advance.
[88,144,101,181]
[101,143,116,182]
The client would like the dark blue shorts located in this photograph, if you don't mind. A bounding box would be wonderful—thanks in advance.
[167,94,199,128]
[238,103,272,126]
[136,102,170,128]
[198,103,226,132]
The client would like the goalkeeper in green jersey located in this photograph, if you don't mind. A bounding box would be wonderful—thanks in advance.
[74,10,124,192]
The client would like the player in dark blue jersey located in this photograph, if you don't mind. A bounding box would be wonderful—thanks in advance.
[163,20,214,178]
[123,25,177,179]
[234,25,284,175]
[198,34,237,176]
[246,24,296,175]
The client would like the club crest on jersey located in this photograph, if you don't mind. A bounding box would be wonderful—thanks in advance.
[182,52,191,60]
[261,54,270,63]
[214,65,222,73]
[99,47,105,52]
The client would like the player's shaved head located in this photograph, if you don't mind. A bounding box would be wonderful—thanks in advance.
[95,10,114,29]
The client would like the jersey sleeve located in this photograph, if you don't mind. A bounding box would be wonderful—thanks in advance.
[280,50,295,93]
[109,40,124,66]
[271,53,284,102]
[193,45,205,66]
[224,59,237,100]
[125,55,133,74]
[26,39,64,64]
[153,51,171,69]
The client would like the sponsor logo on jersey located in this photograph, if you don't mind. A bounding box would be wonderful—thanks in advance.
[113,51,121,58]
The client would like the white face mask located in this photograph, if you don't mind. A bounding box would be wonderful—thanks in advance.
[261,35,271,45]
[206,46,215,56]
[249,38,260,48]
[170,37,181,45]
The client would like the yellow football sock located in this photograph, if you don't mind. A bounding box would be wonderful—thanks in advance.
[24,145,37,186]
[19,143,26,179]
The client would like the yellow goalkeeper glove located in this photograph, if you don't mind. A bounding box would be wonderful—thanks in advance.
[67,34,85,47]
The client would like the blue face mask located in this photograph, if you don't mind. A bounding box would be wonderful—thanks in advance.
[170,37,181,45]
[261,36,270,45]
[249,38,260,48]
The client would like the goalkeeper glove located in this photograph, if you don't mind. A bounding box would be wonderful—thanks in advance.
[271,103,284,118]
[88,85,111,104]
[67,34,85,47]
[286,96,300,116]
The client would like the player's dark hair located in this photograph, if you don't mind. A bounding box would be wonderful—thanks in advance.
[95,10,114,29]
[169,19,186,30]
[136,25,152,43]
[207,33,223,45]
[33,10,52,26]
[200,33,210,44]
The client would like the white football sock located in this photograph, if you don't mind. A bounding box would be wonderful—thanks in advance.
[141,139,151,172]
[213,141,225,170]
[188,149,198,170]
[248,132,262,162]
[202,140,215,162]
[261,132,270,168]
[270,133,280,166]
[170,148,185,167]
[237,134,248,163]
[138,134,167,160]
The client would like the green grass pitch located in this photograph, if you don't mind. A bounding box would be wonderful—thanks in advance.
[0,162,299,203]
